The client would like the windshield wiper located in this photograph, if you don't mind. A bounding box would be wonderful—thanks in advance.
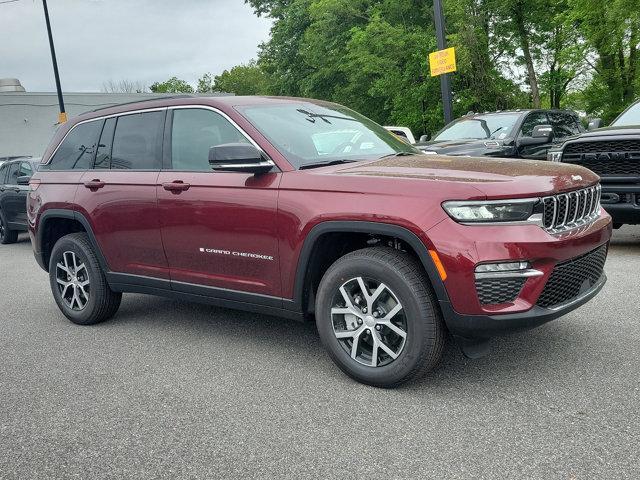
[296,108,356,125]
[378,151,416,159]
[299,159,359,170]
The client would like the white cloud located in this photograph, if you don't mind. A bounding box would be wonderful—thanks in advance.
[0,0,272,92]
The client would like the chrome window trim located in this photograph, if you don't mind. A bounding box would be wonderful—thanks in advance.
[44,104,276,170]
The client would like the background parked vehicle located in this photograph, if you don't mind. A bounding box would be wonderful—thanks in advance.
[548,100,640,228]
[415,110,584,160]
[384,126,416,144]
[0,157,39,244]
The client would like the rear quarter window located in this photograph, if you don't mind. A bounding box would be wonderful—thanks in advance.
[47,120,103,170]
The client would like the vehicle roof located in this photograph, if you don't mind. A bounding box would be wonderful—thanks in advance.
[460,109,579,118]
[75,95,333,123]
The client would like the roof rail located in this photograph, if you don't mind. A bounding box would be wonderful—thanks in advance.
[84,94,194,114]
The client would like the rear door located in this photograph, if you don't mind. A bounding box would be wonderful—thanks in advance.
[157,106,281,298]
[2,162,24,228]
[75,110,169,280]
[0,162,10,225]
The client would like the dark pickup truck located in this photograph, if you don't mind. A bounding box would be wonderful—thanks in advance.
[548,100,640,227]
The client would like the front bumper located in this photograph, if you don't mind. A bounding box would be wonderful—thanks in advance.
[600,180,640,224]
[440,273,606,338]
[425,211,612,338]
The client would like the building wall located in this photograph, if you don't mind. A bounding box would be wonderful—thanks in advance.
[0,92,228,157]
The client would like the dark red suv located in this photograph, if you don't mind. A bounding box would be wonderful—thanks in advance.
[28,96,612,387]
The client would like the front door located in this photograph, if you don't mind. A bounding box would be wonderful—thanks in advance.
[157,107,281,298]
[1,161,30,228]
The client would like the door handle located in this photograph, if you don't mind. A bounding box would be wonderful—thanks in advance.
[162,181,190,193]
[84,179,105,190]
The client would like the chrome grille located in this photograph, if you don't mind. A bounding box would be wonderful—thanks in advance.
[541,185,601,233]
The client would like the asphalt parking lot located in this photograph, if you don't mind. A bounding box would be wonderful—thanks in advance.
[1,229,639,480]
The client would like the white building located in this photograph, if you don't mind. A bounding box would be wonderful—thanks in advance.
[0,78,228,158]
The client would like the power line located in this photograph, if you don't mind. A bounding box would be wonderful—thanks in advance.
[0,0,21,5]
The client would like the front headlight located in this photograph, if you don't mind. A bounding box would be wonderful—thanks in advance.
[442,199,539,223]
[547,150,563,162]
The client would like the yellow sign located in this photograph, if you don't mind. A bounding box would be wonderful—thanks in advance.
[429,47,457,76]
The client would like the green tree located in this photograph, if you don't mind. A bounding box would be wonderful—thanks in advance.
[210,61,272,95]
[149,77,194,93]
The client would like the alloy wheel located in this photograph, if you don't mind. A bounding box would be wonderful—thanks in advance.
[0,217,4,241]
[55,251,90,311]
[331,276,407,367]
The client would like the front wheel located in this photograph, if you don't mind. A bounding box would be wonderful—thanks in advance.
[49,233,122,325]
[316,247,445,387]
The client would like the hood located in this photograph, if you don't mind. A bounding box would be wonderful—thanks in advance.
[328,154,599,199]
[579,125,640,138]
[416,138,510,156]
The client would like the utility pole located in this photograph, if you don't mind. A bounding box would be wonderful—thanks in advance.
[433,0,453,124]
[42,0,67,123]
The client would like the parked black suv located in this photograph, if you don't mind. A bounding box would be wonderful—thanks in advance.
[548,100,640,227]
[0,157,39,244]
[416,109,583,160]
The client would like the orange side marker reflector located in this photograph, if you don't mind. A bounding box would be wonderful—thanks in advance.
[429,250,447,281]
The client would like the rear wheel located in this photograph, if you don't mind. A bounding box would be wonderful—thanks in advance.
[49,232,121,325]
[316,247,445,387]
[0,210,18,244]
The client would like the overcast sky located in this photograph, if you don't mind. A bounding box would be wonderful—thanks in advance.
[0,0,272,92]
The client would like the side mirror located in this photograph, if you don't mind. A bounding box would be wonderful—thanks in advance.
[17,175,31,185]
[588,118,603,131]
[518,124,553,147]
[419,134,430,142]
[208,143,273,174]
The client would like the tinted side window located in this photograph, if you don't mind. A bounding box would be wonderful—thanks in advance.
[548,112,583,139]
[19,162,33,177]
[0,164,7,184]
[519,112,549,137]
[170,109,250,171]
[6,163,20,185]
[111,111,164,170]
[94,118,116,169]
[49,120,103,170]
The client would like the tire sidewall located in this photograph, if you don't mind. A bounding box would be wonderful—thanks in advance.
[49,235,102,325]
[316,253,435,387]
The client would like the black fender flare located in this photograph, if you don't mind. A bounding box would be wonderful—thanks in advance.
[36,209,110,272]
[286,221,452,312]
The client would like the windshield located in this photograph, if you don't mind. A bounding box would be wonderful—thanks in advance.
[433,114,521,141]
[612,102,640,127]
[238,102,419,169]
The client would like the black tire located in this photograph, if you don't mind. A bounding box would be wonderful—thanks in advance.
[316,247,445,388]
[49,232,122,325]
[0,210,18,245]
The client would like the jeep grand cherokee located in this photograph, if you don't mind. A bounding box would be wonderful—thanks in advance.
[28,96,612,387]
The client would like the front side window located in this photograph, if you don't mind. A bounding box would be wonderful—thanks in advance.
[238,103,418,169]
[548,112,582,138]
[19,162,33,177]
[170,108,250,171]
[612,101,640,127]
[519,112,550,137]
[433,114,521,141]
[111,111,164,170]
[48,120,103,170]
[0,164,7,184]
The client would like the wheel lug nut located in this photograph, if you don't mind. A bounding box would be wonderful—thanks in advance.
[375,325,381,331]
[365,329,371,334]
[357,318,363,325]
[373,311,379,318]
[362,307,368,314]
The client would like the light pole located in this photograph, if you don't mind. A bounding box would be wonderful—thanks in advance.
[433,0,453,124]
[42,0,67,123]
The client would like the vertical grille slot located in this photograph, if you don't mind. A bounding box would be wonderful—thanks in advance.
[541,185,600,233]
